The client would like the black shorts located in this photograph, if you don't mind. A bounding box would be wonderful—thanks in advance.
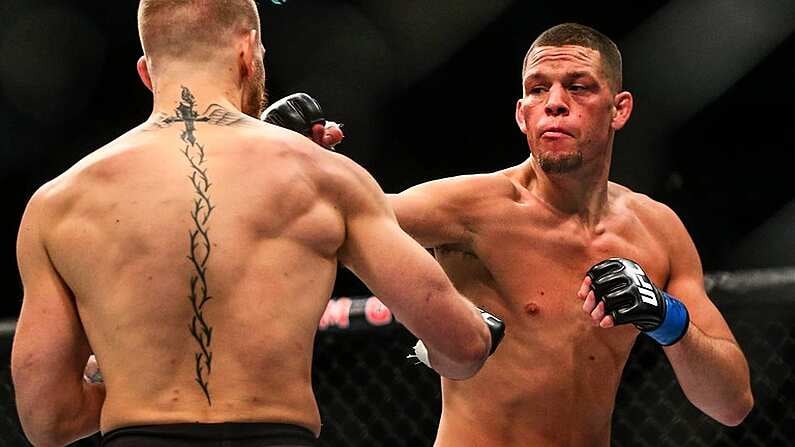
[101,422,317,447]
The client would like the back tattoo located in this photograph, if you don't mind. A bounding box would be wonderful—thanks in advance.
[155,86,244,405]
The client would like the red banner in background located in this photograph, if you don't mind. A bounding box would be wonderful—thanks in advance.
[319,296,395,332]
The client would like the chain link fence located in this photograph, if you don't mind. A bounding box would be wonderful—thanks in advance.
[0,270,793,446]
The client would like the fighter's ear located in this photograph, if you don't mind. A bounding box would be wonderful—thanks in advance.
[515,99,528,134]
[137,56,153,92]
[238,29,258,79]
[611,91,633,131]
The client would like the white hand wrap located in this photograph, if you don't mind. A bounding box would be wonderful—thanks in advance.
[407,339,431,368]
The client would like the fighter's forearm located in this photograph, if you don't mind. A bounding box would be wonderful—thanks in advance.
[664,322,753,426]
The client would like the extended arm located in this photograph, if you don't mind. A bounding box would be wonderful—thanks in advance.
[262,93,502,377]
[334,157,492,379]
[12,189,105,446]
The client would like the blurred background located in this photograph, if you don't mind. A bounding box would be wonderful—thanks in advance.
[0,0,793,445]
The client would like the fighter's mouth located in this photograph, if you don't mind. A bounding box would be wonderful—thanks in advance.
[540,127,573,138]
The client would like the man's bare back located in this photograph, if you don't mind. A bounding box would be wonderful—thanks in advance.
[11,3,500,445]
[36,107,353,433]
[13,91,495,445]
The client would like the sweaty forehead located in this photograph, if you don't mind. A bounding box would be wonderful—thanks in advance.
[525,45,601,72]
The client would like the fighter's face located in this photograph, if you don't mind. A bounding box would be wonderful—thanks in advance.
[516,45,618,174]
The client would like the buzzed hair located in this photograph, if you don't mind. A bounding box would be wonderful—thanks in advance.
[523,23,623,92]
[138,0,260,61]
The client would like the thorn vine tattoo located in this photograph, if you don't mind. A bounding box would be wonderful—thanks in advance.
[166,86,223,406]
[151,87,245,405]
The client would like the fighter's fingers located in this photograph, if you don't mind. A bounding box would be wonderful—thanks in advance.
[576,276,592,300]
[83,354,103,383]
[581,290,597,314]
[310,123,326,146]
[590,300,606,325]
[599,314,615,328]
[322,122,344,147]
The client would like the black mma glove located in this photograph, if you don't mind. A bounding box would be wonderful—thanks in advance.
[260,92,325,136]
[587,257,689,346]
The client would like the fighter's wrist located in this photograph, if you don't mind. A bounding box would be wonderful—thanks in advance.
[643,292,689,346]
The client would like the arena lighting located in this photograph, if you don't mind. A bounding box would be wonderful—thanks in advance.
[613,0,795,192]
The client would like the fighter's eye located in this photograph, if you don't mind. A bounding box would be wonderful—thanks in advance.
[569,84,587,92]
[528,86,548,95]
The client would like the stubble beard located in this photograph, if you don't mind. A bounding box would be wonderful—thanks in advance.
[535,150,584,174]
[242,58,268,118]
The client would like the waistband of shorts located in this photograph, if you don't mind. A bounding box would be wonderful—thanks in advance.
[101,422,316,443]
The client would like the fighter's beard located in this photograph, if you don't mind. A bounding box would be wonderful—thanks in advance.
[242,61,267,118]
[535,151,583,174]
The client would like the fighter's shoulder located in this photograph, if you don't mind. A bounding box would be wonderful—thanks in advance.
[259,124,378,187]
[244,122,337,171]
[609,182,686,234]
[24,141,118,214]
[19,166,83,233]
[314,149,385,205]
[405,170,516,204]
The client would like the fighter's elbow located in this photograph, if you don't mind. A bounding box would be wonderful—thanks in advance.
[19,413,72,447]
[17,396,90,447]
[717,390,754,427]
[26,432,69,447]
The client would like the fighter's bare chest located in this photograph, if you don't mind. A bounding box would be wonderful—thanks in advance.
[435,199,669,316]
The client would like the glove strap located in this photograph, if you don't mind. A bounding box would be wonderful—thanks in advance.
[644,292,690,346]
[478,308,505,355]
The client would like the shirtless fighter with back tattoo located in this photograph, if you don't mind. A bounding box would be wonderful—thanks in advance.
[11,2,505,446]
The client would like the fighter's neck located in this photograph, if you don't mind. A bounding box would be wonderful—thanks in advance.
[149,77,243,119]
[522,155,611,222]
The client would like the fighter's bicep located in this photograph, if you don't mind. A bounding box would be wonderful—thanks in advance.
[390,184,470,248]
